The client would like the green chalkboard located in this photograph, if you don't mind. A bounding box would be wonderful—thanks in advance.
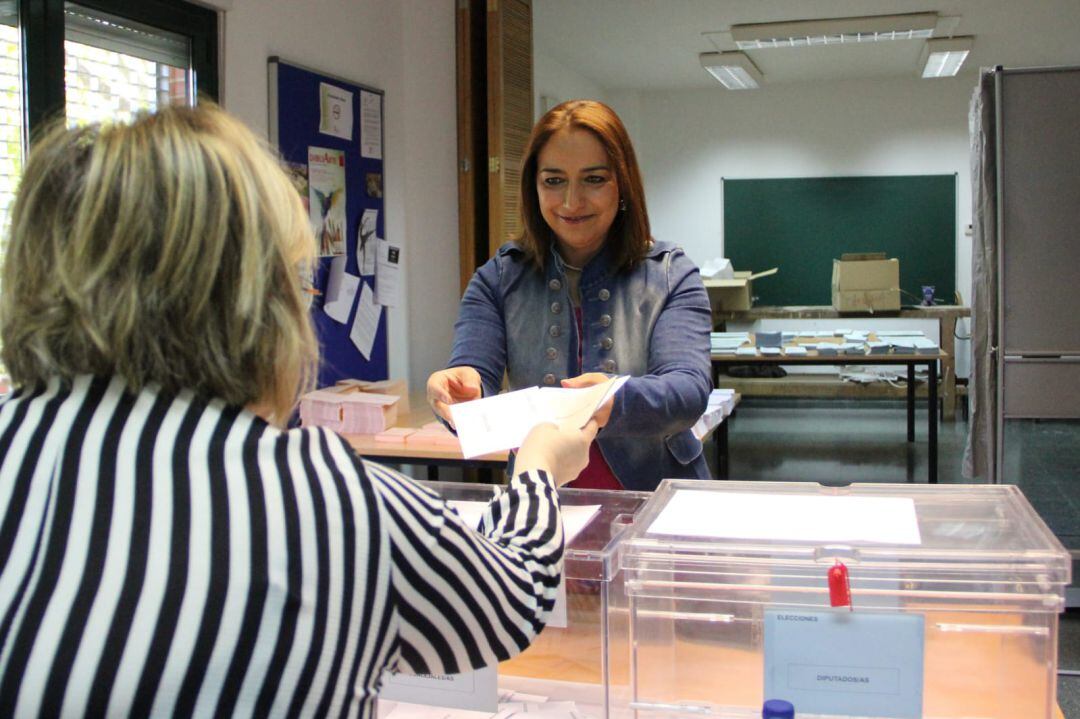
[723,175,955,307]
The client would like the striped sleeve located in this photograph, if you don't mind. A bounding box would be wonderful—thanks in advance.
[360,460,563,677]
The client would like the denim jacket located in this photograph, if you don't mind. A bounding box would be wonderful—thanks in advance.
[448,240,713,491]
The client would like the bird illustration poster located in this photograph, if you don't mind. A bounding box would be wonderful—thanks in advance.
[307,146,347,257]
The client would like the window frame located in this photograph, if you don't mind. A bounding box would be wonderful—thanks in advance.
[19,0,218,138]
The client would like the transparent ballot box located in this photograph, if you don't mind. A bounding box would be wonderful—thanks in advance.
[413,481,648,717]
[613,481,1071,719]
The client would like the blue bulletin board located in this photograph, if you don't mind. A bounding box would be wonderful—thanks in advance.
[268,57,389,386]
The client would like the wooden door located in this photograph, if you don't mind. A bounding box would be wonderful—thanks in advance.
[455,0,533,294]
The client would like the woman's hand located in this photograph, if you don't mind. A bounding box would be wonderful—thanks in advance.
[514,420,599,486]
[426,366,482,427]
[561,373,615,428]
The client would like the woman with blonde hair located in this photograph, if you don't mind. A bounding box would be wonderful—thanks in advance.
[428,100,712,491]
[0,105,594,717]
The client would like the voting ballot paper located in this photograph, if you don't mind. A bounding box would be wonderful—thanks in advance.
[449,376,629,459]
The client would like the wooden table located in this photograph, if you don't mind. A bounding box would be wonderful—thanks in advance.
[712,339,945,483]
[712,305,970,420]
[343,395,739,480]
[343,402,508,481]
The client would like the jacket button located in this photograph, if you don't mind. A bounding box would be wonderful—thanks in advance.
[603,359,617,372]
[548,278,562,291]
[600,314,612,327]
[549,325,561,337]
[546,347,558,360]
[598,288,611,301]
[601,337,614,350]
[550,301,562,314]
[543,373,557,385]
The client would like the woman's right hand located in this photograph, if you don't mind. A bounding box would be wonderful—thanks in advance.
[514,420,599,487]
[426,366,482,427]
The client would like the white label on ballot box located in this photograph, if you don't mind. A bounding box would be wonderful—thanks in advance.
[764,609,924,719]
[379,666,497,712]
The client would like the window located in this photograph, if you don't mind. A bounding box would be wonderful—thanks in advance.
[64,3,195,126]
[0,0,216,380]
[0,3,22,251]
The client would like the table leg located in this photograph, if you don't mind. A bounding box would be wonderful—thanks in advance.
[716,419,730,479]
[929,360,938,484]
[907,364,916,442]
[940,316,957,421]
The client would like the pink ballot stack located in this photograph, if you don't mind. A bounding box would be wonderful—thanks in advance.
[402,421,461,449]
[299,379,403,434]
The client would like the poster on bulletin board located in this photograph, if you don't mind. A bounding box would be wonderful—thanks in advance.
[268,57,398,387]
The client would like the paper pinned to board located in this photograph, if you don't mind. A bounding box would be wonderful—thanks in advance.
[323,256,360,323]
[349,281,381,360]
[374,238,402,307]
[318,82,353,140]
[449,376,629,459]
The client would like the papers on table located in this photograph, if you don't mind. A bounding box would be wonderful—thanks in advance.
[299,387,398,434]
[647,490,922,545]
[783,345,807,356]
[710,332,749,352]
[381,688,590,719]
[692,389,737,440]
[449,376,629,459]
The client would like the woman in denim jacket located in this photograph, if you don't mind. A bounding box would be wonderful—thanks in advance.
[428,100,712,492]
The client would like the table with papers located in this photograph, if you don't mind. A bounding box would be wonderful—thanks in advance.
[343,389,741,481]
[712,304,970,419]
[711,333,946,483]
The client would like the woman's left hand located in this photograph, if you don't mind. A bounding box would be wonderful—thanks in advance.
[561,373,615,428]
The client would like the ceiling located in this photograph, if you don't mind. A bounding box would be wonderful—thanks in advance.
[533,0,1080,90]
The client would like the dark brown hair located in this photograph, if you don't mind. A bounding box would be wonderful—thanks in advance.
[518,100,650,272]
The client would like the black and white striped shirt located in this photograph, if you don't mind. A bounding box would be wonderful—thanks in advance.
[0,375,563,718]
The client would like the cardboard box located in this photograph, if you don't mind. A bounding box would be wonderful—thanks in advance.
[831,253,900,312]
[703,267,778,315]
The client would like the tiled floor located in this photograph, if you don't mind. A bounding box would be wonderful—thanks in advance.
[707,398,1080,717]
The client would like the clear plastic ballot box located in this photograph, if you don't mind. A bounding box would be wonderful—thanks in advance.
[612,480,1071,719]
[406,481,649,716]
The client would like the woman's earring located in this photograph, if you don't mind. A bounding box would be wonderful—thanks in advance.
[619,198,627,212]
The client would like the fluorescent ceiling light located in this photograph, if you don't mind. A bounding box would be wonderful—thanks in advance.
[700,52,763,90]
[731,13,938,49]
[920,36,973,78]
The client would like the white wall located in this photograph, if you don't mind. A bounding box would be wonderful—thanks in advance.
[607,76,974,375]
[534,50,608,120]
[219,0,459,392]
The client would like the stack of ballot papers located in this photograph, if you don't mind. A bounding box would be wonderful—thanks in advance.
[692,388,737,440]
[403,421,461,448]
[333,377,410,411]
[449,376,629,459]
[783,345,808,356]
[866,341,890,354]
[710,331,749,354]
[889,337,940,354]
[381,688,592,719]
[299,386,399,433]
